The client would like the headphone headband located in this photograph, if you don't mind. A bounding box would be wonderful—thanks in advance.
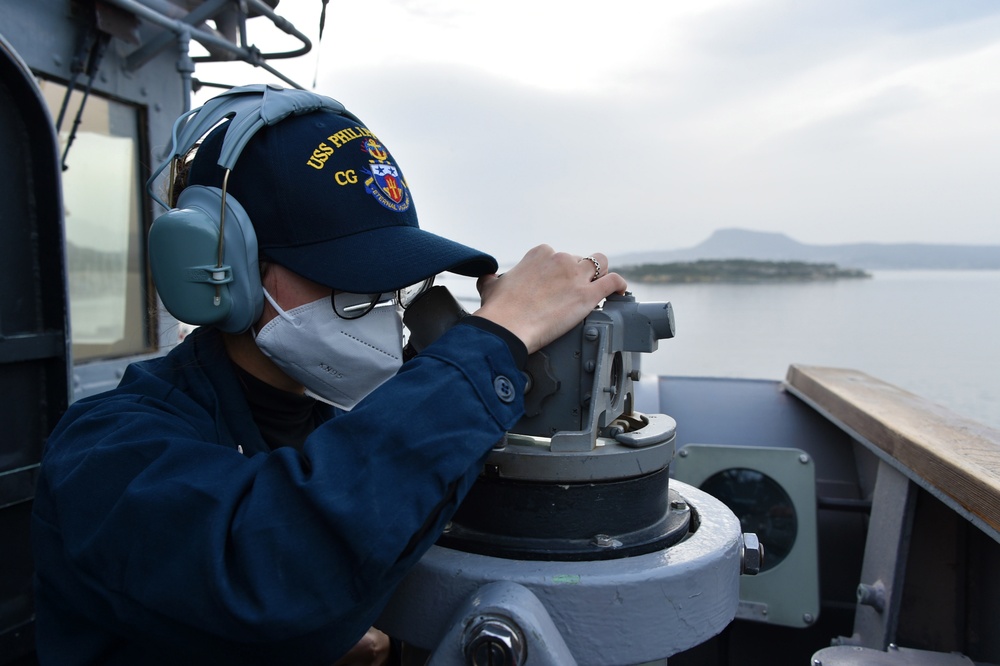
[146,84,357,210]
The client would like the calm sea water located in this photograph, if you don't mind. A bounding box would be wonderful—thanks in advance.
[440,270,1000,431]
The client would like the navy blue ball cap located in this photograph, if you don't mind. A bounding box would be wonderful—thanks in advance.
[188,108,497,293]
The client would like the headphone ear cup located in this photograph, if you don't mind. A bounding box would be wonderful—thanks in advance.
[149,185,263,334]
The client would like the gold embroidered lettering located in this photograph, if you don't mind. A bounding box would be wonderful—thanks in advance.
[335,170,358,185]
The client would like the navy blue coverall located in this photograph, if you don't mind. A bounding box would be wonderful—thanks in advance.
[31,322,525,664]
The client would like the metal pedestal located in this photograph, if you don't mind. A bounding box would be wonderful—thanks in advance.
[379,482,744,666]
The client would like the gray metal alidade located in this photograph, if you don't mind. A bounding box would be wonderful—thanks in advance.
[384,288,757,665]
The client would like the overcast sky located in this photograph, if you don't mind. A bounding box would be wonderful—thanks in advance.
[195,0,1000,265]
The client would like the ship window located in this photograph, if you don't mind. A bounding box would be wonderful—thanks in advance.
[38,81,151,362]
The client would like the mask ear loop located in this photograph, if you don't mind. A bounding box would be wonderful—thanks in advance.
[261,287,301,328]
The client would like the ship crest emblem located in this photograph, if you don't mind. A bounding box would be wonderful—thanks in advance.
[364,161,410,212]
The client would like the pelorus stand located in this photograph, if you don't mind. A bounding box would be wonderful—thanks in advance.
[381,291,760,665]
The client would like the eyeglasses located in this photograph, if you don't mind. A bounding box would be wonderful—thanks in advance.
[331,276,435,320]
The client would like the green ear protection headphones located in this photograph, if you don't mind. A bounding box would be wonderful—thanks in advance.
[146,84,355,333]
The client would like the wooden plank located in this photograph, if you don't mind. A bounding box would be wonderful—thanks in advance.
[784,364,1000,538]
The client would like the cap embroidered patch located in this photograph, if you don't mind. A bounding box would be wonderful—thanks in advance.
[362,137,388,160]
[365,160,410,212]
[360,137,409,212]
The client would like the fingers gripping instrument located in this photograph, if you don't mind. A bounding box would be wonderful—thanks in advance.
[145,84,361,333]
[403,287,677,449]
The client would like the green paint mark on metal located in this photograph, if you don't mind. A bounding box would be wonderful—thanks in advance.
[552,574,581,585]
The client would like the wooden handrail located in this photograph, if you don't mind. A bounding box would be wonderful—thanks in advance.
[784,364,1000,539]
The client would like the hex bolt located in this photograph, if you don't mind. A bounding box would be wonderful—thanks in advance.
[857,581,886,612]
[592,534,616,547]
[740,533,763,575]
[798,453,811,464]
[670,499,688,511]
[464,617,526,666]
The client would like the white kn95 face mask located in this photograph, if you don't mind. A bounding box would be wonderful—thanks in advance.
[254,288,404,410]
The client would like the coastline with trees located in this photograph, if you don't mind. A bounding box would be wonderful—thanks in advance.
[616,259,872,284]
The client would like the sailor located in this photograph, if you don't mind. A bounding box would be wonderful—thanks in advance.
[31,89,626,664]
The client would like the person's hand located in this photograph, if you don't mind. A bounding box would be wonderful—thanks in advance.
[332,627,391,665]
[474,244,628,354]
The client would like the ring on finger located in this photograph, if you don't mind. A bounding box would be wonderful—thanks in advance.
[582,256,601,281]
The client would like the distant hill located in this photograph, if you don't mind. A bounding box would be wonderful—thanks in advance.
[614,228,1000,270]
